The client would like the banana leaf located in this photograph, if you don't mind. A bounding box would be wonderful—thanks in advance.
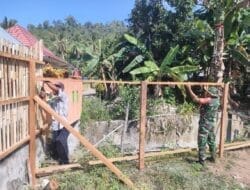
[144,61,160,71]
[230,48,250,67]
[122,55,144,73]
[130,66,155,75]
[170,65,199,74]
[124,34,138,46]
[160,45,179,68]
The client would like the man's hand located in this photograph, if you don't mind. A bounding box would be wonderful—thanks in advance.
[231,100,239,109]
[39,91,46,99]
[43,80,51,84]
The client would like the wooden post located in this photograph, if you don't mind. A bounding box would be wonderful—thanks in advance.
[29,61,36,187]
[33,96,135,189]
[139,81,147,170]
[219,83,229,158]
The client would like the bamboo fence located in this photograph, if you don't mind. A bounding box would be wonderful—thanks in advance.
[0,38,43,160]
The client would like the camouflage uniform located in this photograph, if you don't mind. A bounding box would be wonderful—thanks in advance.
[198,88,220,162]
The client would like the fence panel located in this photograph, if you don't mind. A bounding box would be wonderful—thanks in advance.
[0,38,41,160]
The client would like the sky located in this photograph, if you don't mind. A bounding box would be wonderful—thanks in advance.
[0,0,135,27]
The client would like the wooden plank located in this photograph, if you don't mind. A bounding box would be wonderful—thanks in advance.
[89,148,193,165]
[0,52,44,65]
[82,80,141,85]
[0,97,29,106]
[224,141,249,147]
[139,81,147,170]
[0,105,2,151]
[224,142,250,151]
[29,61,36,187]
[36,163,83,177]
[34,95,135,189]
[82,80,223,86]
[89,140,250,166]
[219,83,229,158]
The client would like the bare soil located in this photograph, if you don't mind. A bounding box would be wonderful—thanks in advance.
[208,148,250,188]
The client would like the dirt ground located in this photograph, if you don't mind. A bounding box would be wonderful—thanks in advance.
[208,148,250,188]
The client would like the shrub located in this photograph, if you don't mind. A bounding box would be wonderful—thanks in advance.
[80,97,110,130]
[109,85,139,120]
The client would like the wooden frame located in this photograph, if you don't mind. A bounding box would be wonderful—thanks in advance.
[139,81,147,170]
[0,64,239,190]
[34,95,135,189]
[219,83,229,157]
[82,80,228,167]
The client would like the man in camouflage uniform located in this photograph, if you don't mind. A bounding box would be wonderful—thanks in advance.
[187,85,220,165]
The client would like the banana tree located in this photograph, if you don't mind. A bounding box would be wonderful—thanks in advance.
[201,0,249,82]
[129,45,199,96]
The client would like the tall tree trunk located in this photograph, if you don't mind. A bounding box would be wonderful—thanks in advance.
[209,0,226,83]
[210,22,225,82]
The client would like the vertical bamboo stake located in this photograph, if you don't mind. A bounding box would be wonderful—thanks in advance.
[29,60,36,186]
[3,105,6,151]
[0,105,2,152]
[6,104,10,149]
[121,103,129,155]
[219,83,229,158]
[139,81,147,170]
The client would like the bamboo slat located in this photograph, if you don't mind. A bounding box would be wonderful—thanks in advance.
[0,37,42,161]
[0,106,2,151]
[2,105,6,151]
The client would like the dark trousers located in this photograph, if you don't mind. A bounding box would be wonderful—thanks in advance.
[51,128,69,164]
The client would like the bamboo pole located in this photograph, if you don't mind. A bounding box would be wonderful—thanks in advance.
[36,163,82,177]
[139,81,147,170]
[219,83,229,158]
[33,95,136,189]
[121,103,129,155]
[28,61,36,187]
[89,148,193,165]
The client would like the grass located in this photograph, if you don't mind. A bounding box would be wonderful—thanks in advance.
[51,152,246,190]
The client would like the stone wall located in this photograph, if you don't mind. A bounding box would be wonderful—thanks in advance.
[84,113,245,153]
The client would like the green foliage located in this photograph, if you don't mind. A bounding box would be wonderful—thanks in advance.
[80,98,110,129]
[98,142,121,158]
[176,101,197,116]
[110,85,140,120]
[163,87,176,105]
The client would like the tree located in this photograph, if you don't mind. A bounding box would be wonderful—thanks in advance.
[129,0,170,60]
[198,0,249,82]
[0,16,17,29]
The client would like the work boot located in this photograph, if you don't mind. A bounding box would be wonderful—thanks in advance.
[196,159,205,166]
[207,152,216,163]
[206,156,216,163]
